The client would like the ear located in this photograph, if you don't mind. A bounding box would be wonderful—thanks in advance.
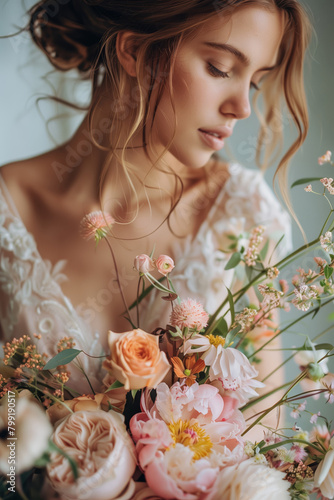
[116,31,139,77]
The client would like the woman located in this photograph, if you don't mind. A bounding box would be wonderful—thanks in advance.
[0,1,310,409]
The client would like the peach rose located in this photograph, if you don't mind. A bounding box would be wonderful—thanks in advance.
[134,254,155,274]
[103,329,171,390]
[47,410,137,500]
[46,392,126,425]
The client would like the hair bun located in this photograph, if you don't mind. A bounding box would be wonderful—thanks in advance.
[29,0,104,73]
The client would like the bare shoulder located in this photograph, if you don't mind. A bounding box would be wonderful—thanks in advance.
[0,147,65,220]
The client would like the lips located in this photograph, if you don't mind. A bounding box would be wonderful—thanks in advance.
[198,126,232,151]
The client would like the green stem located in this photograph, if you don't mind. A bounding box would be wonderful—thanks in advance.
[104,237,132,326]
[249,297,334,359]
[260,438,323,454]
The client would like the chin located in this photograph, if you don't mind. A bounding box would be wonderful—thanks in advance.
[168,145,214,170]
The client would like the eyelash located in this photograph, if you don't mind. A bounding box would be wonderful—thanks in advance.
[207,63,261,91]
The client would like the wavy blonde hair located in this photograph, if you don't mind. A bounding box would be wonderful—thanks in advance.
[29,0,311,228]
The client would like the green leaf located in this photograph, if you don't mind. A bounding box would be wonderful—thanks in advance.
[259,239,269,261]
[268,234,285,264]
[211,317,228,337]
[226,286,235,325]
[43,349,82,370]
[105,380,124,391]
[291,177,322,188]
[225,325,241,347]
[48,440,79,479]
[224,252,241,270]
[324,265,334,279]
[131,389,138,400]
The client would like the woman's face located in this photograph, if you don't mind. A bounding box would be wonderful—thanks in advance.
[151,5,284,169]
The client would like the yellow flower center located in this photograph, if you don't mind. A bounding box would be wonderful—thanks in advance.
[184,369,191,376]
[168,419,213,460]
[205,334,226,348]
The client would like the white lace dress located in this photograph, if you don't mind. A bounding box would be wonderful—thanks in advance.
[0,164,292,392]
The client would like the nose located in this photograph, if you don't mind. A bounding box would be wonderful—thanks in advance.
[219,83,251,120]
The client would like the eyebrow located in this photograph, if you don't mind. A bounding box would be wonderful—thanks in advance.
[202,42,278,72]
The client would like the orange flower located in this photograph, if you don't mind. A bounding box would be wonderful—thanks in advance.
[171,355,205,386]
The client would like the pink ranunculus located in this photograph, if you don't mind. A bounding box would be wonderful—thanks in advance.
[155,255,175,275]
[103,329,171,390]
[169,298,209,332]
[47,410,136,500]
[134,254,156,274]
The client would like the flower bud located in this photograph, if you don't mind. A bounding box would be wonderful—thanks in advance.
[307,362,325,382]
[134,254,155,274]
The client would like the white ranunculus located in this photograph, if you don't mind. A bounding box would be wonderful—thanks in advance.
[314,436,334,499]
[207,459,290,500]
[0,391,52,474]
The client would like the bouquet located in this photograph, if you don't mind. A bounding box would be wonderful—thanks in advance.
[0,150,334,500]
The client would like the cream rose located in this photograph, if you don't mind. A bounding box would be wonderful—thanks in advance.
[103,329,171,390]
[47,410,137,500]
[0,391,52,474]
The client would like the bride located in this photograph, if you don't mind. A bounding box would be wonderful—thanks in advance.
[0,0,310,425]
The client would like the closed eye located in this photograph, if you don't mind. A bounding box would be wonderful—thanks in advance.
[250,82,261,91]
[207,63,230,79]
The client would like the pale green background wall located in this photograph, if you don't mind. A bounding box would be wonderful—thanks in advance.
[0,1,333,424]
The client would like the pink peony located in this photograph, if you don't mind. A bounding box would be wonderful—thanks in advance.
[130,381,246,499]
[134,254,156,274]
[155,255,175,275]
[169,298,209,331]
[79,211,115,241]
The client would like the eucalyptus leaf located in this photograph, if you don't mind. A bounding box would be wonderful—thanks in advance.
[43,349,82,370]
[224,252,241,270]
[291,177,321,188]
